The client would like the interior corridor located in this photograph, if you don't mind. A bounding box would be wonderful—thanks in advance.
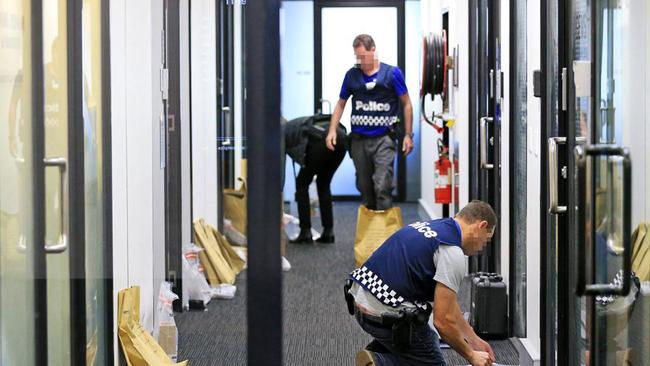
[176,202,519,365]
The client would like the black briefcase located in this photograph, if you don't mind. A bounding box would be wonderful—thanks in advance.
[470,272,508,339]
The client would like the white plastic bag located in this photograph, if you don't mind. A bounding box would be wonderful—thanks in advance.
[283,213,300,240]
[181,255,212,309]
[282,213,321,240]
[282,256,292,272]
[154,281,180,361]
[212,284,237,300]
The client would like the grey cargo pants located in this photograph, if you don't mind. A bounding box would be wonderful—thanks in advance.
[349,134,396,210]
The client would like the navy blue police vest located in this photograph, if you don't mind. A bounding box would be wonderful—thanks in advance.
[350,218,462,309]
[345,62,400,136]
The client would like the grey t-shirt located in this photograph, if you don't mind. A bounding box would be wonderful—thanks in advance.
[351,244,466,316]
[432,244,466,293]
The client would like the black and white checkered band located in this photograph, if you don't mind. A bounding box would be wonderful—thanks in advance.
[351,266,428,310]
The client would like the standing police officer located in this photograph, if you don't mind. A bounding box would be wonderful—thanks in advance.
[325,34,413,210]
[345,201,497,366]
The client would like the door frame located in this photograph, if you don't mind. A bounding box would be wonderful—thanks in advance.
[100,0,114,363]
[163,0,184,310]
[508,0,528,339]
[32,0,48,362]
[67,1,88,363]
[468,0,502,274]
[313,0,407,201]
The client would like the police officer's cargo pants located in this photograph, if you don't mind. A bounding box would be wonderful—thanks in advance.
[355,312,446,366]
[349,134,396,210]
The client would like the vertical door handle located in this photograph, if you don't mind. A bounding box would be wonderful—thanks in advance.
[561,67,568,111]
[575,144,632,296]
[44,157,68,253]
[548,137,567,214]
[480,116,494,169]
[222,107,232,146]
[320,98,332,114]
[489,69,495,98]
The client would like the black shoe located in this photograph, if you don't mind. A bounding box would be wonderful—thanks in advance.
[290,229,313,244]
[316,228,335,243]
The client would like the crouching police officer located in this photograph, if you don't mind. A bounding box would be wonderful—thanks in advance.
[344,200,497,366]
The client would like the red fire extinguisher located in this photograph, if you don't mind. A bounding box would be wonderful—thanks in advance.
[434,139,452,204]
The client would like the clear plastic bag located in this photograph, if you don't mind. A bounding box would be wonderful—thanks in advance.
[282,213,320,240]
[181,245,212,309]
[154,282,180,361]
[283,213,300,240]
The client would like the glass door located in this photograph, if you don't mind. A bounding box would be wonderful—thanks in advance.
[1,0,111,364]
[81,0,110,363]
[0,1,37,365]
[42,0,72,363]
[560,0,650,364]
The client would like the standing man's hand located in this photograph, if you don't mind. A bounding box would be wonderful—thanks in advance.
[326,130,337,151]
[327,98,348,151]
[469,338,496,362]
[402,135,414,155]
[469,351,493,366]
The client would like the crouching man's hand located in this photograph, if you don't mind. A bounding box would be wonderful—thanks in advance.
[469,351,493,366]
[469,337,495,362]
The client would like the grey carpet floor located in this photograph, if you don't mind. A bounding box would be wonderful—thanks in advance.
[176,202,519,365]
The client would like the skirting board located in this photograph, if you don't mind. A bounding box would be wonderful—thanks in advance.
[511,337,540,366]
[418,198,437,220]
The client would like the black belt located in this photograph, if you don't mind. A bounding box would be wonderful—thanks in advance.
[354,303,413,351]
[354,305,402,327]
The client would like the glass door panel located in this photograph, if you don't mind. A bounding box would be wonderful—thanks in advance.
[82,0,107,363]
[43,0,71,364]
[0,1,36,365]
[586,0,650,364]
[565,0,650,365]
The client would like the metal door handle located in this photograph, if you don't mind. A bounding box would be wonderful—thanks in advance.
[480,117,494,169]
[548,137,567,214]
[320,98,332,114]
[44,157,68,253]
[222,107,232,145]
[575,144,632,296]
[489,69,494,98]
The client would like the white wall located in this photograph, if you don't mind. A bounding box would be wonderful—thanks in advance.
[620,0,649,228]
[190,0,219,226]
[110,0,166,359]
[180,0,192,256]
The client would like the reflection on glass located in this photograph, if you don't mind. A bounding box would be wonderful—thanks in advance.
[0,1,35,365]
[82,0,106,363]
